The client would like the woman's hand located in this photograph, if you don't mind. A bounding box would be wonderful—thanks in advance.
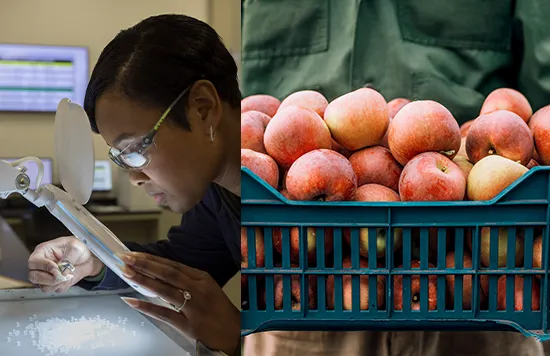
[116,252,240,355]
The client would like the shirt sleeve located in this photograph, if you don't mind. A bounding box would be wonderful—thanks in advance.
[78,191,238,292]
[515,0,550,111]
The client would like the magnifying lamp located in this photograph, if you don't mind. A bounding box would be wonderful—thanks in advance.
[0,99,157,299]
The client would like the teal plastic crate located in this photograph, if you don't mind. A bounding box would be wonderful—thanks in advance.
[240,166,550,340]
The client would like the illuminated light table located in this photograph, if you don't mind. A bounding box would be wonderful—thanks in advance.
[0,287,208,355]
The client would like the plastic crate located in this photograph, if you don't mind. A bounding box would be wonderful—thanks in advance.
[240,166,550,340]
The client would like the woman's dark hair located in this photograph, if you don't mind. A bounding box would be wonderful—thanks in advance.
[84,14,240,133]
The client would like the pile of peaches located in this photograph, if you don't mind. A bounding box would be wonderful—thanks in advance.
[241,87,548,203]
[241,87,549,313]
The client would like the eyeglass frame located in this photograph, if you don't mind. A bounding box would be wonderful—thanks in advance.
[108,84,192,170]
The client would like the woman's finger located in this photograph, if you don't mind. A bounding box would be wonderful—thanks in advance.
[118,254,196,289]
[118,252,204,280]
[119,265,192,309]
[28,257,66,281]
[55,281,73,294]
[28,270,72,286]
[28,270,58,285]
[40,283,62,293]
[120,297,192,335]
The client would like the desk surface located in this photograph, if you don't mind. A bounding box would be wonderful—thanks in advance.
[0,218,30,281]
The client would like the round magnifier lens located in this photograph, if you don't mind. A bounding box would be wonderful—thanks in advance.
[121,152,148,168]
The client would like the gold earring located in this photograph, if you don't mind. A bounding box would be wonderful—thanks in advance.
[210,126,215,143]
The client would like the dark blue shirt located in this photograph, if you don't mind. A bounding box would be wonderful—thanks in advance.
[79,184,240,291]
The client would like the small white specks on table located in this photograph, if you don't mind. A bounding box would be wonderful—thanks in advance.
[3,315,143,355]
[0,295,194,355]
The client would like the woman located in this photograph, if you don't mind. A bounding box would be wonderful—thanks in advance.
[27,14,241,356]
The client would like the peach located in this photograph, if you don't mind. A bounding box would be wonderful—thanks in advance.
[241,148,279,189]
[467,155,528,201]
[453,155,473,180]
[497,275,540,311]
[466,227,525,268]
[480,88,532,123]
[286,149,357,201]
[343,225,403,260]
[381,99,412,148]
[241,226,265,308]
[264,105,332,169]
[279,189,295,200]
[457,137,468,158]
[274,273,318,310]
[394,261,438,311]
[380,126,390,149]
[354,183,400,202]
[528,104,550,165]
[388,100,461,166]
[241,111,269,153]
[460,120,475,137]
[324,87,389,151]
[241,227,265,268]
[348,146,402,192]
[278,90,328,118]
[533,235,543,277]
[241,94,280,117]
[278,169,289,191]
[326,257,386,310]
[387,98,411,119]
[272,227,334,263]
[399,152,466,202]
[343,187,402,259]
[445,250,483,309]
[466,110,533,165]
[340,269,386,311]
[331,138,353,158]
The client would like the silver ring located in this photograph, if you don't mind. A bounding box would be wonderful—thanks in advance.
[173,290,191,312]
[57,260,75,274]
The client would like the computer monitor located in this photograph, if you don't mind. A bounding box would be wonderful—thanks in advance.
[0,43,89,112]
[93,160,113,192]
[1,157,53,190]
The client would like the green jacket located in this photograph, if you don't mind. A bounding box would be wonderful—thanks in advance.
[241,0,550,125]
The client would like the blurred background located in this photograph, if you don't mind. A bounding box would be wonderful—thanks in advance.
[0,0,240,306]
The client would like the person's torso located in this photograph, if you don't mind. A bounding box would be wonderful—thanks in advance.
[242,330,544,356]
[209,183,241,265]
[241,0,522,125]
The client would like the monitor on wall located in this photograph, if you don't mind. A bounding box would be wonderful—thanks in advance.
[0,43,88,113]
[92,160,113,192]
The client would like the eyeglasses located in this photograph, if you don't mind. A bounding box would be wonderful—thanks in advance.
[108,84,191,170]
